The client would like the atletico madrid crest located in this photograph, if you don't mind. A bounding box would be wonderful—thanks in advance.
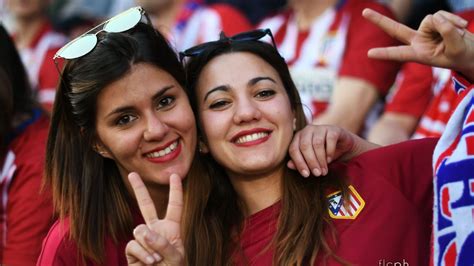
[327,185,365,220]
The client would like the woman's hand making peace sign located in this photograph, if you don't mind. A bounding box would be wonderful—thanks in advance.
[125,173,185,265]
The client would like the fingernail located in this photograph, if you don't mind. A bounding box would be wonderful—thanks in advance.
[459,18,468,26]
[322,168,328,176]
[312,168,321,177]
[301,169,310,177]
[146,256,155,264]
[434,14,445,23]
[457,28,466,37]
[327,157,332,163]
[153,253,162,262]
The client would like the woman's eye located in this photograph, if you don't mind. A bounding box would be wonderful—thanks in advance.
[256,90,276,99]
[209,100,230,109]
[158,96,175,108]
[116,114,137,126]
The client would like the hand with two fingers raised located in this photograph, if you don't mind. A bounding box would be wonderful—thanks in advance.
[125,172,185,265]
[362,8,474,80]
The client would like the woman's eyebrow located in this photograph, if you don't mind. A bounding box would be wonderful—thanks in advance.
[151,85,174,102]
[106,85,175,118]
[248,76,276,87]
[203,85,229,102]
[202,77,276,102]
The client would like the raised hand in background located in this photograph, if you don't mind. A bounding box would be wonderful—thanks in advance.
[363,8,474,81]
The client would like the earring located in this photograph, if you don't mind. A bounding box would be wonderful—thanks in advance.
[198,141,208,154]
[93,144,107,156]
[293,118,297,131]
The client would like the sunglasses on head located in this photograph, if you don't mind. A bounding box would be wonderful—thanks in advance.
[54,6,151,61]
[178,28,278,63]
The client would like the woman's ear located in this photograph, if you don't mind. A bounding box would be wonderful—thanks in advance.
[293,117,297,131]
[92,141,112,159]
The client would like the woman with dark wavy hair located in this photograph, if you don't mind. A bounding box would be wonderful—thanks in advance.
[38,8,197,264]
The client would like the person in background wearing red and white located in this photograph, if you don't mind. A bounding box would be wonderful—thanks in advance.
[0,24,53,266]
[258,0,400,136]
[136,0,252,51]
[5,0,67,113]
[368,9,474,145]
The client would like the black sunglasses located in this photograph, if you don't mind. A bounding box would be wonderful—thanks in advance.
[178,28,278,63]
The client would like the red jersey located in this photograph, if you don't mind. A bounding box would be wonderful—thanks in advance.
[258,0,399,120]
[234,138,437,265]
[14,21,67,112]
[413,71,459,139]
[170,2,252,51]
[0,112,53,265]
[385,63,453,138]
[37,205,144,265]
[384,62,434,118]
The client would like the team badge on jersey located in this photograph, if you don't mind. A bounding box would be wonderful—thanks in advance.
[327,185,365,220]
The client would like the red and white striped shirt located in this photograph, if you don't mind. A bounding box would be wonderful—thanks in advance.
[258,0,399,121]
[168,3,252,51]
[14,21,67,112]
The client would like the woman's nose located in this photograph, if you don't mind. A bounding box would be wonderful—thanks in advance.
[143,114,169,141]
[233,98,262,124]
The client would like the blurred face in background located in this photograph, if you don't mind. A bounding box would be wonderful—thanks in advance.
[6,0,48,19]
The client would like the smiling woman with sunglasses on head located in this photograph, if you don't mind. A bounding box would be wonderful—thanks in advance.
[37,7,197,265]
[126,30,437,265]
[37,7,374,265]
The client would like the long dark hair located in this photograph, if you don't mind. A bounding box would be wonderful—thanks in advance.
[0,24,37,153]
[183,39,347,265]
[45,22,185,263]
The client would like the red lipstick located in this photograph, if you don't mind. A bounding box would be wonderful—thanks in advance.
[144,139,181,163]
[231,128,272,147]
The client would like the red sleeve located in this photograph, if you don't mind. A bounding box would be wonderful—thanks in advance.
[351,137,438,209]
[38,48,61,112]
[339,2,401,95]
[3,116,54,265]
[385,62,434,117]
[36,220,80,266]
[209,4,252,35]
